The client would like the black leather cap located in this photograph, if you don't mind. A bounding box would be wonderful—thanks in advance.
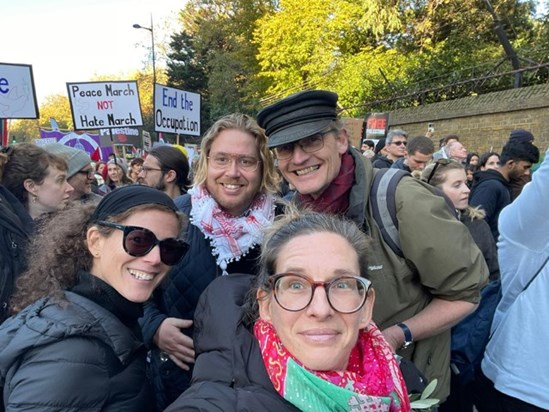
[257,90,338,148]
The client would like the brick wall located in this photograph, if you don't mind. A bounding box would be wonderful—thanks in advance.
[386,83,549,154]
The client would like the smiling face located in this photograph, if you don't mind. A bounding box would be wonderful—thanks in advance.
[439,168,470,210]
[206,129,262,216]
[258,232,373,371]
[87,209,179,303]
[277,131,348,199]
[108,164,123,183]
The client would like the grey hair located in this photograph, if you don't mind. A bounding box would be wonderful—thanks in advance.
[386,129,408,144]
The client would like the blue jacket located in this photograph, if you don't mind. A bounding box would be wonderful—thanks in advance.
[390,157,411,172]
[482,150,549,409]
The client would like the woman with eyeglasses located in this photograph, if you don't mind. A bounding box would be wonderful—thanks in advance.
[165,210,410,412]
[0,185,188,411]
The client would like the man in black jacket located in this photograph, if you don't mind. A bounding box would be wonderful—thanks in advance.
[470,140,539,241]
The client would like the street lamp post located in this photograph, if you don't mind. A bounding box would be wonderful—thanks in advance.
[133,15,157,142]
[133,15,156,86]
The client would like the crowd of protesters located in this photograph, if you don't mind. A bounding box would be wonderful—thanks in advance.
[0,89,546,412]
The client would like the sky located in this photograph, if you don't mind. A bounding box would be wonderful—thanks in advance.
[1,0,185,105]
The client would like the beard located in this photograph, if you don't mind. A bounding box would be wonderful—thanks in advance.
[154,178,166,192]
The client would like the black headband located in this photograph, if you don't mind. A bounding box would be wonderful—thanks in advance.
[90,185,177,223]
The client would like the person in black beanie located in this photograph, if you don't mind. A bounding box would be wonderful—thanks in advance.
[0,186,188,411]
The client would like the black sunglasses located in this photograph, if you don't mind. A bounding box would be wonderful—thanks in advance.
[96,221,188,266]
[426,158,452,185]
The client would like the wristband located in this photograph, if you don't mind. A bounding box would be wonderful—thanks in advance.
[396,322,413,349]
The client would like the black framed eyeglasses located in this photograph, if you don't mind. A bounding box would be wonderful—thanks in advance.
[274,130,335,160]
[96,221,188,266]
[426,158,452,185]
[268,273,371,314]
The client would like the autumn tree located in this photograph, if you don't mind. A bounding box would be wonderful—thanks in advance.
[9,94,73,142]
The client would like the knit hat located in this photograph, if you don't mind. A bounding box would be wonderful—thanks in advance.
[43,143,92,178]
[509,129,534,143]
[374,138,386,155]
[107,158,128,174]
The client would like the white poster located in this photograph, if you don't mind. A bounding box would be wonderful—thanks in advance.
[66,81,143,131]
[0,62,39,119]
[154,84,200,136]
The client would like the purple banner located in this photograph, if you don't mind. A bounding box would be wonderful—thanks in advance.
[38,130,112,161]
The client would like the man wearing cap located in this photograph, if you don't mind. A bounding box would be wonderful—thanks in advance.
[257,90,488,401]
[43,143,102,204]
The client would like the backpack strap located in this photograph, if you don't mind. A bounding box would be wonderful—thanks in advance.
[370,168,410,258]
[370,168,458,259]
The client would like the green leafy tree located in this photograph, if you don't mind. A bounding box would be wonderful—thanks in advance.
[254,0,402,98]
[39,94,73,130]
[8,119,40,143]
[167,0,276,130]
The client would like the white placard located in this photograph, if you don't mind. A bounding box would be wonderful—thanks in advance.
[0,62,39,119]
[66,81,143,131]
[154,84,200,136]
[143,130,152,152]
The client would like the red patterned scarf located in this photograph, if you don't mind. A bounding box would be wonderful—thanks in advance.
[254,319,410,412]
[298,151,355,214]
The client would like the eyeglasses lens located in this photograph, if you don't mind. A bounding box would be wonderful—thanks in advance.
[275,134,325,160]
[273,274,368,313]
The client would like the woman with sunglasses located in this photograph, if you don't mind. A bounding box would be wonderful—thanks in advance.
[166,210,410,412]
[0,185,188,411]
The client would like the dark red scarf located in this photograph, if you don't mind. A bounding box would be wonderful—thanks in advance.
[298,151,355,214]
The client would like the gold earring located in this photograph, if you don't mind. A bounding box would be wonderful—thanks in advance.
[32,195,38,203]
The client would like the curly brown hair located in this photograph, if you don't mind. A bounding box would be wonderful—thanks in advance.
[0,143,67,207]
[10,203,185,314]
